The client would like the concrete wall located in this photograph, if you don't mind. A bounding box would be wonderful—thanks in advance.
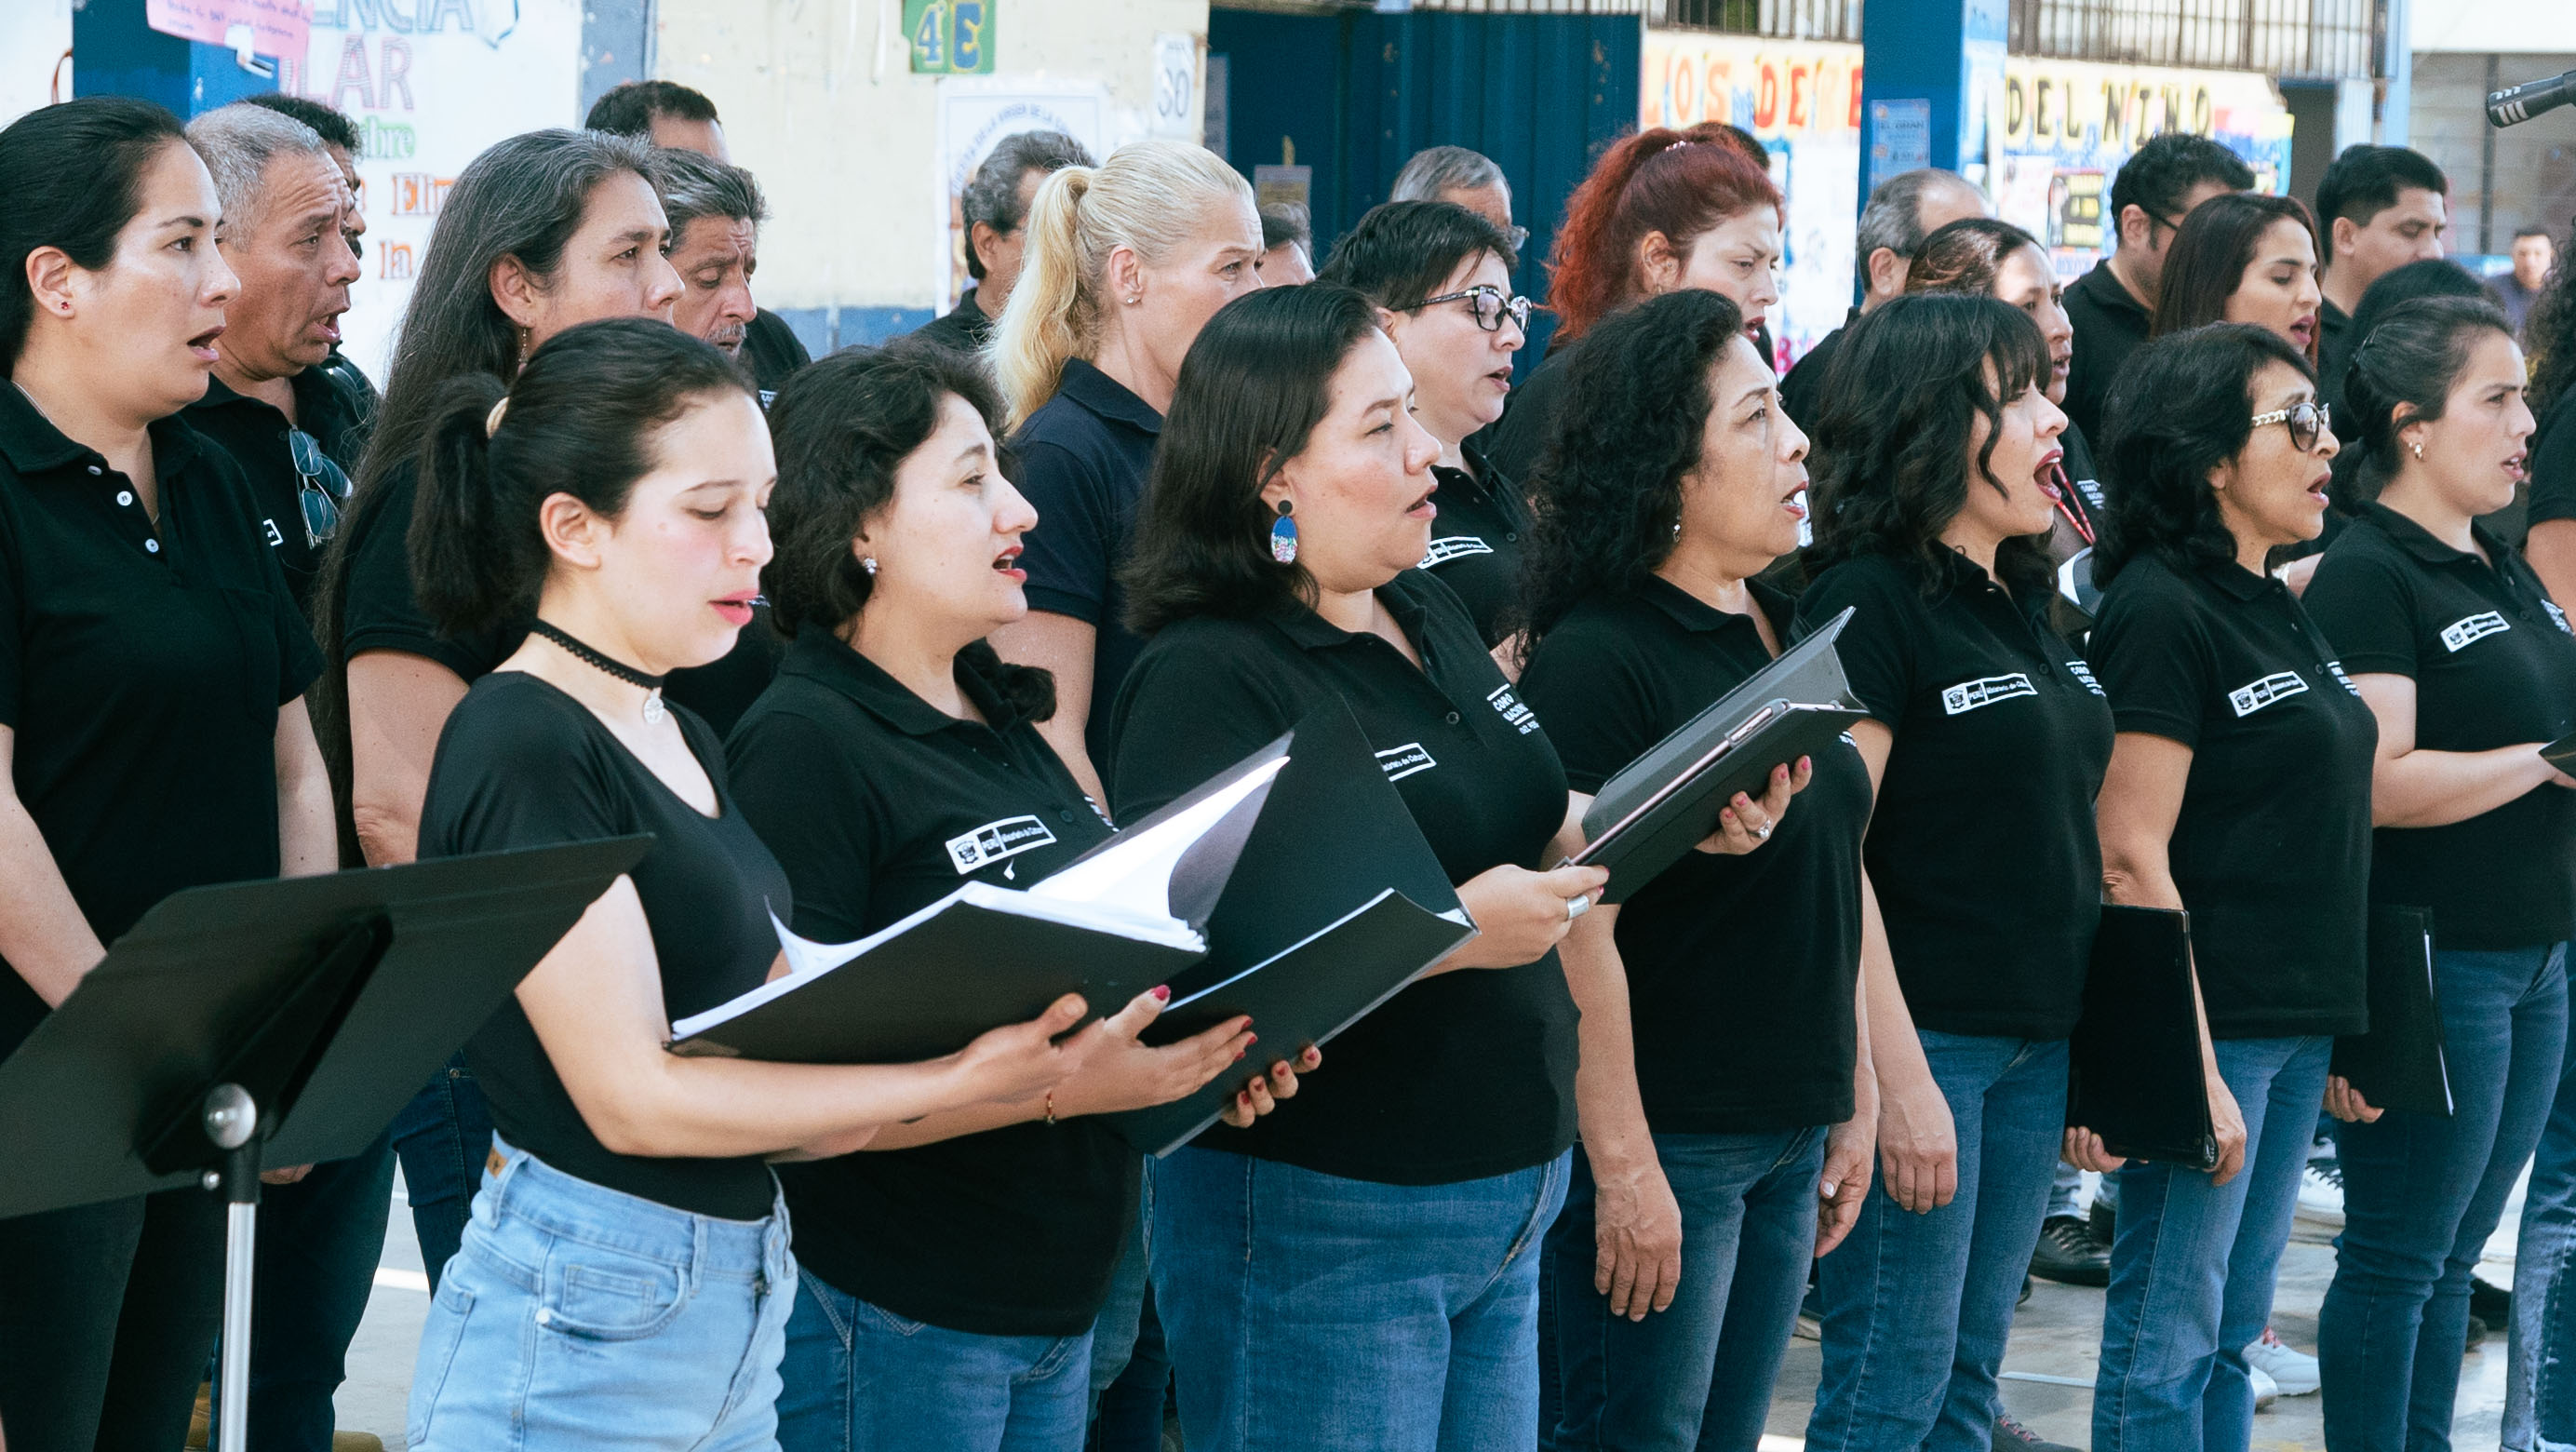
[655,0,1209,354]
[2408,49,2576,253]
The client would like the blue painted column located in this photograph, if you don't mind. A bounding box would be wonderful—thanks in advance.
[1858,0,2009,194]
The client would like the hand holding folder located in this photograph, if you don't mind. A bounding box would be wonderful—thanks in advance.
[2067,904,2220,1172]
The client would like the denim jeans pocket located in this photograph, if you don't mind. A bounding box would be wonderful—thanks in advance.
[407,1277,476,1445]
[858,1297,931,1338]
[540,1248,692,1341]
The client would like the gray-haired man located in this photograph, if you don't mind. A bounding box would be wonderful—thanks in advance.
[919,128,1096,355]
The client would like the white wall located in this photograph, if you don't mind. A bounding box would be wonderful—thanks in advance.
[0,0,74,131]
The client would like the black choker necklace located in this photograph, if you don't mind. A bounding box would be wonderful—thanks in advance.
[530,620,668,724]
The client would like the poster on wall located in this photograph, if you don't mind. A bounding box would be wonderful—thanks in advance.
[1642,31,1863,370]
[1996,56,2293,281]
[933,78,1110,311]
[271,0,584,381]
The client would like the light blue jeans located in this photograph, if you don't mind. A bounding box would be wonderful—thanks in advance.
[775,1269,1093,1452]
[1149,1145,1571,1451]
[1807,1031,2069,1452]
[2092,1035,2331,1452]
[404,1137,795,1451]
[2508,1015,2576,1452]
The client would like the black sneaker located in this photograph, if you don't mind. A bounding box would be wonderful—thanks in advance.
[2030,1214,2111,1287]
[1993,1412,2080,1450]
[2471,1274,2512,1326]
[2089,1192,2116,1247]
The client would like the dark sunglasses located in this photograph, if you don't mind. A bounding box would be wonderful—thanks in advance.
[1408,284,1532,334]
[2250,400,2332,455]
[288,429,353,548]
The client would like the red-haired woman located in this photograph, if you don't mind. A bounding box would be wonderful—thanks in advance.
[1490,125,1782,480]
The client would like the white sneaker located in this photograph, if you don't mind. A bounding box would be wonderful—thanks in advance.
[2244,1326,2321,1395]
[2249,1363,2279,1411]
[2295,1157,2345,1230]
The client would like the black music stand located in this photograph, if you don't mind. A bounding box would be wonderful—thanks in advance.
[0,836,651,1451]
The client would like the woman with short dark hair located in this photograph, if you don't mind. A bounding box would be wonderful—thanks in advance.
[1110,283,1611,1446]
[1795,292,2114,1452]
[2079,322,2373,1452]
[0,94,334,1450]
[2303,296,2576,1451]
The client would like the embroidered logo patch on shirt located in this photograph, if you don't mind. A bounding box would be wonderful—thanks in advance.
[2066,660,2107,696]
[1486,684,1540,734]
[2440,612,2512,652]
[1375,743,1438,781]
[945,814,1059,874]
[1940,674,2037,715]
[261,518,285,548]
[2545,600,2574,637]
[2326,660,2361,696]
[1419,536,1496,569]
[2227,671,2310,717]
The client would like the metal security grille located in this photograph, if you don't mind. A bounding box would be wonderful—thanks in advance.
[2007,0,2384,79]
[1397,0,1651,13]
[1651,0,1863,41]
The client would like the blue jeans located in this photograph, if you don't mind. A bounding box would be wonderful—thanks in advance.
[1542,1128,1826,1451]
[1808,1031,2069,1452]
[777,1270,1093,1452]
[405,1137,795,1451]
[1150,1145,1571,1451]
[390,1053,492,1292]
[2321,942,2569,1452]
[2092,1035,2332,1452]
[212,1131,398,1451]
[2508,1006,2576,1452]
[1085,1153,1171,1449]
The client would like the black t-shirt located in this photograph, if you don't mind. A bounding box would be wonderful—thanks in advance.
[1778,314,1855,435]
[2089,552,2376,1036]
[1518,576,1869,1132]
[1795,550,2113,1039]
[742,309,812,406]
[911,289,997,358]
[0,395,323,1058]
[1013,358,1161,767]
[1107,568,1577,1185]
[420,672,788,1218]
[1417,444,1527,648]
[2303,504,2576,948]
[2061,259,2152,446]
[336,461,782,732]
[1487,334,1574,485]
[727,631,1134,1336]
[182,355,374,615]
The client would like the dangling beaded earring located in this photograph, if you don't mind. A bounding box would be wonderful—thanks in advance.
[1269,499,1299,564]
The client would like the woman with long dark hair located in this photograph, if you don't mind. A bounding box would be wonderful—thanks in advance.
[400,319,1093,1448]
[1795,292,2114,1452]
[1108,283,1614,1447]
[2078,323,2372,1452]
[1515,285,1874,1449]
[2152,193,2326,364]
[2302,296,2576,1452]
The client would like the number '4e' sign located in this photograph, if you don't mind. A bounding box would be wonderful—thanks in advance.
[906,0,995,75]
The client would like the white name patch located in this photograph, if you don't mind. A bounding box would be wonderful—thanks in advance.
[1486,684,1540,735]
[2546,600,2573,637]
[2228,671,2310,717]
[2326,660,2361,696]
[2441,612,2512,652]
[945,814,1058,874]
[262,518,285,548]
[1941,674,2036,715]
[1419,536,1495,569]
[1375,743,1438,781]
[2066,660,2107,696]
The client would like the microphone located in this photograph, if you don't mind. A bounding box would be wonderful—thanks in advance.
[2489,69,2576,128]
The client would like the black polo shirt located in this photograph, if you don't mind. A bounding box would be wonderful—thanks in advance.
[742,309,811,406]
[1519,575,1870,1133]
[0,390,321,1058]
[183,356,374,616]
[337,462,782,733]
[2090,551,2376,1037]
[422,673,787,1220]
[2303,504,2576,949]
[1013,357,1161,766]
[2062,259,2152,445]
[1106,567,1577,1186]
[911,288,996,357]
[1418,443,1528,648]
[1485,335,1576,485]
[726,630,1134,1336]
[2520,392,2576,538]
[1795,550,2113,1040]
[2315,299,2355,418]
[1778,310,1857,434]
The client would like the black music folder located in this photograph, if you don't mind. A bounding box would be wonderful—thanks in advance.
[2543,730,2576,775]
[1105,700,1476,1157]
[1567,606,1865,904]
[2067,903,2219,1170]
[2331,905,2453,1117]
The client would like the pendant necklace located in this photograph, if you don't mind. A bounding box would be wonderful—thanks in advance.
[530,620,668,725]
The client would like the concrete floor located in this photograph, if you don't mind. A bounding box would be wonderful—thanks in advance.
[337,1176,2524,1450]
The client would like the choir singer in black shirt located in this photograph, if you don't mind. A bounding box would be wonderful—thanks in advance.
[398,320,1095,1448]
[1514,288,1871,1452]
[726,339,1305,1452]
[1107,283,1611,1450]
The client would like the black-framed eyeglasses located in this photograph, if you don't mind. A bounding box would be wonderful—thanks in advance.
[2251,400,2332,454]
[288,428,353,548]
[1408,284,1531,334]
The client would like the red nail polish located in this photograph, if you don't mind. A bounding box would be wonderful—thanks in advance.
[1244,1033,1257,1045]
[1151,985,1171,1002]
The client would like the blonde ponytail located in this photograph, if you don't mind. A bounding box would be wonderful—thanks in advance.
[988,139,1255,431]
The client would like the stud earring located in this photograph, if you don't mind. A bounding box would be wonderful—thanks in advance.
[1269,499,1299,564]
[1126,294,1141,305]
[2411,439,2425,460]
[862,556,879,576]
